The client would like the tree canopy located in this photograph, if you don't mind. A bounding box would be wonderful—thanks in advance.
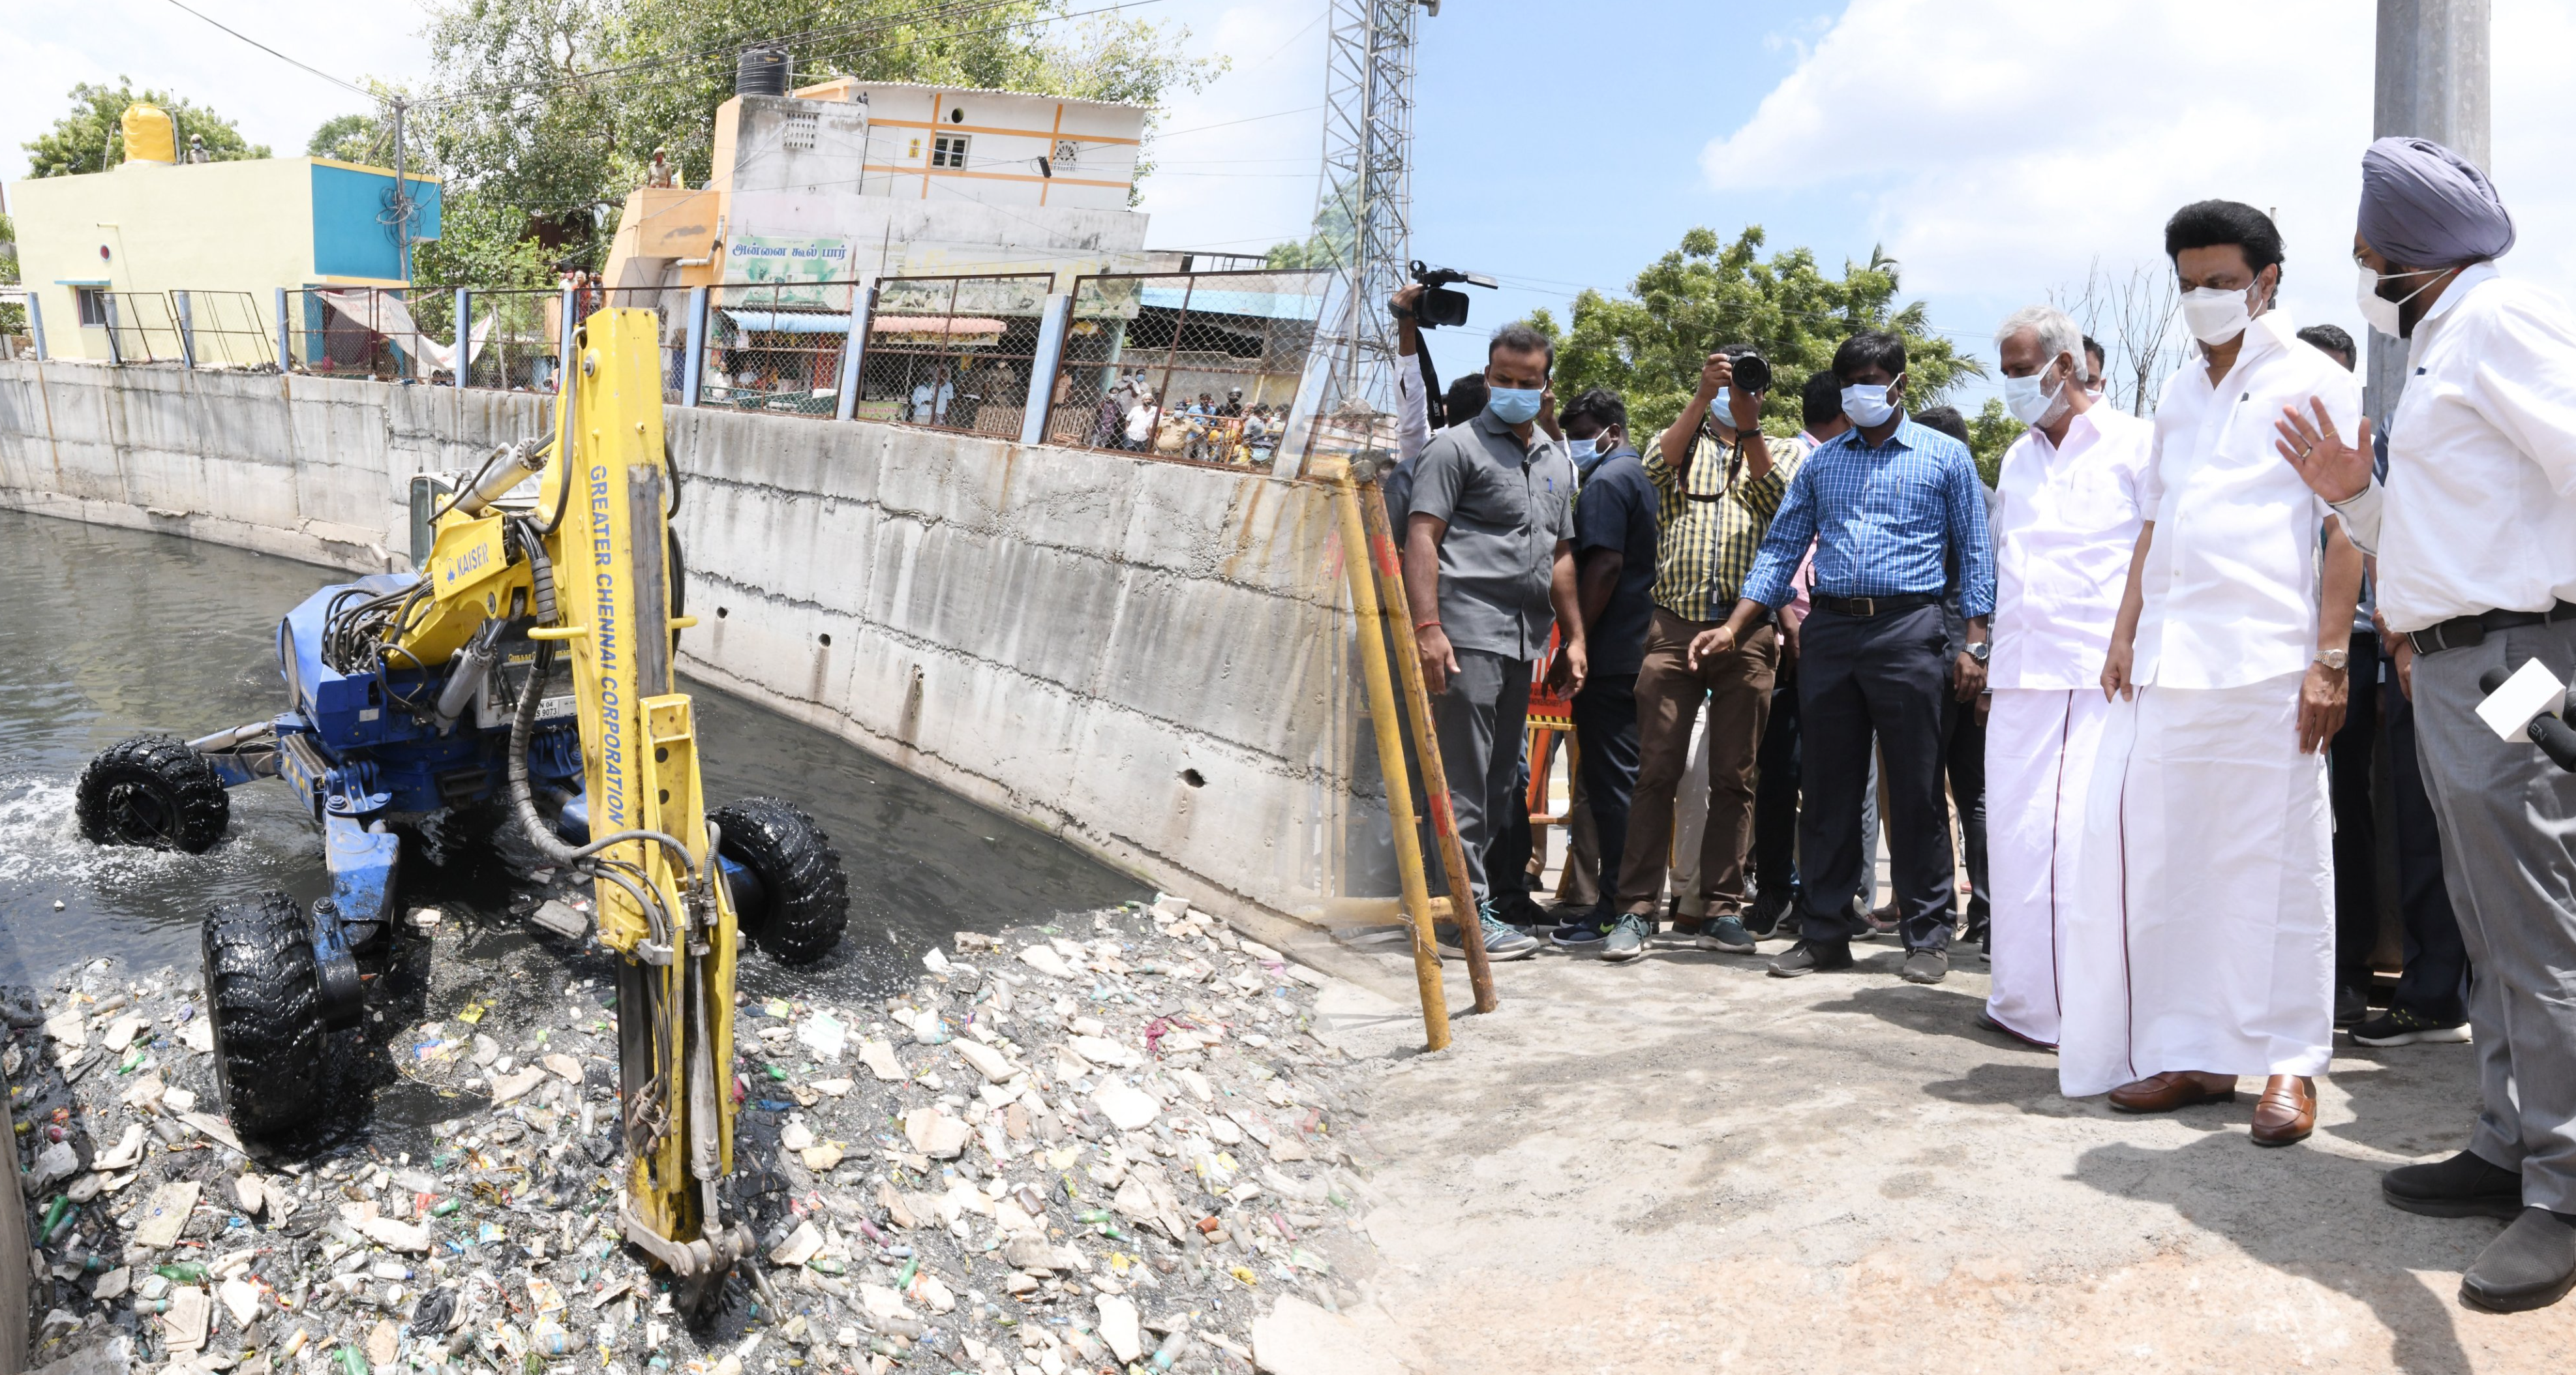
[22,80,270,177]
[306,112,391,165]
[1544,226,1982,444]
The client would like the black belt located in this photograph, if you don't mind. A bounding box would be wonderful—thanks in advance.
[2408,601,2576,656]
[1811,592,1941,618]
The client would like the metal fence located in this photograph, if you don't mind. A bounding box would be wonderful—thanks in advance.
[49,267,1337,473]
[852,273,1053,436]
[458,288,559,393]
[100,292,183,366]
[170,290,275,370]
[1045,269,1331,469]
[701,279,858,417]
[284,288,434,382]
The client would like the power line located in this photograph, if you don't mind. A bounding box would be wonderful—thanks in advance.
[155,0,380,101]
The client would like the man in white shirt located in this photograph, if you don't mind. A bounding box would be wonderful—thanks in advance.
[2062,201,2365,1146]
[1979,305,2150,1048]
[2279,136,2576,1313]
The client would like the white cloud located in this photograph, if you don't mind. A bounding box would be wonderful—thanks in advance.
[1698,0,2576,365]
[2,0,431,183]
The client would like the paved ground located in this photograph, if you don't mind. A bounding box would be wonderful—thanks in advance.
[1264,926,2576,1375]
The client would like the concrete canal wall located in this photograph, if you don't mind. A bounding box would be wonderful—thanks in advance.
[0,360,1372,928]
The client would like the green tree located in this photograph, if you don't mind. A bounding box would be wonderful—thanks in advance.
[1965,399,2025,486]
[307,112,391,164]
[1552,226,1981,442]
[22,80,270,177]
[0,213,21,338]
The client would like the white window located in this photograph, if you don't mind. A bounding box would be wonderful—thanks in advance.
[932,134,970,170]
[782,110,818,152]
[74,287,108,327]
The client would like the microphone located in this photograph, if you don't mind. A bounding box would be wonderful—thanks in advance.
[2481,666,2576,772]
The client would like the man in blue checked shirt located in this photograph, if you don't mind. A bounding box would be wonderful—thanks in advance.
[1688,331,1996,985]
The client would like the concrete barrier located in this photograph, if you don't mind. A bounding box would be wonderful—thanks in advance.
[0,360,1387,928]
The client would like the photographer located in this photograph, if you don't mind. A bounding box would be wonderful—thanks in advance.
[1594,346,1802,960]
[2279,137,2576,1313]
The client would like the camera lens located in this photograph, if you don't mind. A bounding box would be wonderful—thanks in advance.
[1731,352,1772,395]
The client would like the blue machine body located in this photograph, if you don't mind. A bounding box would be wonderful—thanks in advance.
[195,571,748,952]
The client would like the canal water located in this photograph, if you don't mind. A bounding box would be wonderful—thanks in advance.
[0,508,1148,997]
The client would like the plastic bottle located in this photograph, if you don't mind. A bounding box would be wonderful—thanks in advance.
[154,1262,208,1284]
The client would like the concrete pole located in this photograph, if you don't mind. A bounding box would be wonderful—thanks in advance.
[680,286,707,408]
[557,282,577,393]
[274,288,290,372]
[1019,292,1072,447]
[453,288,470,387]
[833,282,873,422]
[175,291,197,369]
[2368,0,2491,425]
[23,293,46,361]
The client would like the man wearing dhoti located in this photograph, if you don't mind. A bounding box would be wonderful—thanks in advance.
[2060,200,2365,1147]
[1980,305,2151,1048]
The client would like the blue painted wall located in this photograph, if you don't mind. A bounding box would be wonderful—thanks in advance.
[311,164,442,280]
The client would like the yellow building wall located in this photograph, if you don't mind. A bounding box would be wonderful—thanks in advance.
[7,158,405,362]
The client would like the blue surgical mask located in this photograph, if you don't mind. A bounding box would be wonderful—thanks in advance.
[1566,435,1599,462]
[1712,387,1732,417]
[1487,386,1543,425]
[1841,383,1897,428]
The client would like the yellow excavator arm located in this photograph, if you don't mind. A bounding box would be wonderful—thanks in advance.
[402,308,753,1305]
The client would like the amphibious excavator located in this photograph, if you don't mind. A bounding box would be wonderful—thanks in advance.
[72,309,845,1309]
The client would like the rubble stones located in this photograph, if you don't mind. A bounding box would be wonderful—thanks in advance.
[9,897,1385,1375]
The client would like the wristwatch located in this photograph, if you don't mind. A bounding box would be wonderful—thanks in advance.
[2314,647,2350,671]
[1965,641,1990,663]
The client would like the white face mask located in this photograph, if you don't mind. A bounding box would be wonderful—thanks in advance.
[1841,382,1898,428]
[2179,284,2256,345]
[2001,359,2068,425]
[1566,435,1599,461]
[2356,264,2446,338]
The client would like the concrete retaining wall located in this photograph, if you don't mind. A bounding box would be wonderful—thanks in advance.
[0,360,1376,926]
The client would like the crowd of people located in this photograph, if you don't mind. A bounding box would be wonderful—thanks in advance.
[1082,370,1283,464]
[1384,136,2576,1313]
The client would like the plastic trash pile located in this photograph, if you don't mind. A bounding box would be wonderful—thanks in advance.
[12,894,1381,1375]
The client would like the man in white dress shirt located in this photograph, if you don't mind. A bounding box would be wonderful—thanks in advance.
[2280,137,2576,1313]
[1979,305,2151,1048]
[2062,200,2365,1147]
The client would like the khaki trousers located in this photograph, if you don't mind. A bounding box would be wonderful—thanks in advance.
[1616,607,1776,914]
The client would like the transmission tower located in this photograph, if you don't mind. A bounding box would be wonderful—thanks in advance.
[1291,0,1432,471]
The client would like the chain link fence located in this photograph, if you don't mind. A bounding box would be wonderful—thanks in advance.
[457,288,560,393]
[853,273,1054,436]
[1045,269,1330,469]
[701,279,860,416]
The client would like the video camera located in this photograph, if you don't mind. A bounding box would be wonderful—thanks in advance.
[1407,261,1498,330]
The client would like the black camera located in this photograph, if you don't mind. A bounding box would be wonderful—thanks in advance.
[1406,261,1498,329]
[1721,344,1772,395]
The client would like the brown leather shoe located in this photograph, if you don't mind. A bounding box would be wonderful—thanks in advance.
[2107,1070,2240,1113]
[2250,1075,2317,1146]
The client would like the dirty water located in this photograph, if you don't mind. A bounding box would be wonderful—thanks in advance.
[0,507,1148,1005]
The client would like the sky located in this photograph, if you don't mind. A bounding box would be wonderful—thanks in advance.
[9,0,2575,410]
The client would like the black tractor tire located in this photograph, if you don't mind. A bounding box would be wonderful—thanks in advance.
[76,734,230,853]
[712,798,849,964]
[200,892,326,1140]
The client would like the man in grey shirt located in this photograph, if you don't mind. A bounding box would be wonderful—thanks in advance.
[1402,322,1584,960]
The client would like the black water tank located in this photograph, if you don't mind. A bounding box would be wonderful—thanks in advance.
[737,47,791,98]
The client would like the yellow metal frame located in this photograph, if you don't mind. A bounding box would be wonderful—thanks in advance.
[389,307,739,1275]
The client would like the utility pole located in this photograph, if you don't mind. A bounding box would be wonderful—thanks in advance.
[391,97,415,286]
[2368,0,2489,425]
[1290,0,1432,474]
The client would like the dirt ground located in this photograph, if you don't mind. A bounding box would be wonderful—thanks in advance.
[1263,928,2576,1375]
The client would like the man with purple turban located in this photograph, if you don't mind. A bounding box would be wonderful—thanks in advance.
[2279,136,2576,1314]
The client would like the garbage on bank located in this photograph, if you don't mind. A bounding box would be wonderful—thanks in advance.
[12,896,1381,1375]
